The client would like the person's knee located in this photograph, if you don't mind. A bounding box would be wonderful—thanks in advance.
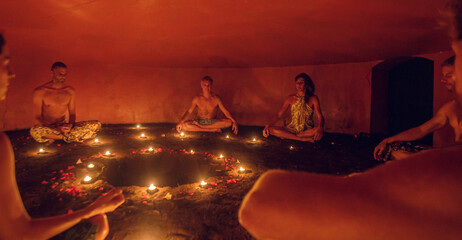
[90,214,109,240]
[30,126,48,143]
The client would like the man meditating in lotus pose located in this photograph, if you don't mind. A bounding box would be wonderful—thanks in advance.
[0,33,124,240]
[30,62,101,143]
[176,76,238,134]
[262,73,324,142]
[374,56,461,161]
[238,2,462,239]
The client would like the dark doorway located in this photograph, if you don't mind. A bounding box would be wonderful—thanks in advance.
[371,57,434,145]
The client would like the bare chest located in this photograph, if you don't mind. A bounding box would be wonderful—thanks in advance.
[196,98,218,112]
[42,90,71,107]
[448,113,462,141]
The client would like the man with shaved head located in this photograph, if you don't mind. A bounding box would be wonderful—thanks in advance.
[238,1,462,239]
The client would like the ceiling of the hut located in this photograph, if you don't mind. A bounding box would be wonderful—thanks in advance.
[0,0,451,67]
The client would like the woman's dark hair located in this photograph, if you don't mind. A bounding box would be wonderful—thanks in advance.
[0,34,5,55]
[441,55,455,67]
[295,73,315,102]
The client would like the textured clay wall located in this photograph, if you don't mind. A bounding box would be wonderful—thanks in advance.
[1,60,378,134]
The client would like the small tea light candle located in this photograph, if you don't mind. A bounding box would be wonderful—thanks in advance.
[200,180,208,188]
[252,138,256,142]
[94,138,99,143]
[161,134,166,137]
[219,154,224,158]
[136,124,141,129]
[83,176,92,183]
[239,167,246,173]
[226,135,230,139]
[180,132,185,137]
[140,133,146,138]
[147,184,159,194]
[88,163,95,169]
[148,147,153,152]
[289,146,294,150]
[190,150,194,154]
[105,151,111,156]
[38,148,44,153]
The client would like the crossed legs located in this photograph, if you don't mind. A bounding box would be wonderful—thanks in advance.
[267,126,314,142]
[181,119,232,132]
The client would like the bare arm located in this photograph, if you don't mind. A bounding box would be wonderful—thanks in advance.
[311,95,324,140]
[374,106,448,159]
[216,97,238,134]
[68,88,76,125]
[262,97,291,137]
[0,133,124,240]
[32,89,44,125]
[239,145,462,239]
[176,98,198,132]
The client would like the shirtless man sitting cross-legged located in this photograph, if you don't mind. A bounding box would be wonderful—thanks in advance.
[30,62,101,143]
[176,76,238,134]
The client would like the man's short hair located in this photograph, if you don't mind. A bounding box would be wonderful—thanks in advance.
[442,56,455,67]
[0,34,5,55]
[202,76,213,83]
[51,62,67,71]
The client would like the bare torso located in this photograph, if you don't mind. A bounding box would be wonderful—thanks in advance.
[195,94,220,119]
[34,84,74,125]
[445,100,462,142]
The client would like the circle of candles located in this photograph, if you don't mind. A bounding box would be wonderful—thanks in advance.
[83,176,92,183]
[105,150,111,156]
[147,184,159,194]
[136,124,141,129]
[148,147,153,152]
[88,163,95,169]
[180,132,185,137]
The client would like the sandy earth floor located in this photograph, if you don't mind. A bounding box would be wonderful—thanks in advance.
[7,123,382,240]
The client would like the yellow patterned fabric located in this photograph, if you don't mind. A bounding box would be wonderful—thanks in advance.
[30,120,101,143]
[285,96,314,134]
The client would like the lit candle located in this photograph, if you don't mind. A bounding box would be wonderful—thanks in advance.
[252,138,256,142]
[290,146,294,150]
[200,180,207,188]
[180,132,185,137]
[39,148,44,153]
[140,133,146,138]
[190,150,194,154]
[148,147,153,152]
[88,163,95,169]
[219,154,224,158]
[147,184,158,194]
[239,166,246,173]
[83,176,92,183]
[105,150,111,156]
[136,124,141,129]
[94,138,99,143]
[226,135,230,139]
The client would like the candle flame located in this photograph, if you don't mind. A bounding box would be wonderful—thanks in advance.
[105,151,111,155]
[226,135,230,139]
[290,146,294,150]
[94,138,99,143]
[88,163,95,169]
[148,184,156,190]
[253,138,256,142]
[180,132,184,137]
[219,154,223,158]
[84,176,92,182]
[190,150,194,154]
[240,167,245,171]
[148,147,153,151]
[136,124,140,128]
[39,148,44,153]
[201,180,207,186]
[141,133,145,138]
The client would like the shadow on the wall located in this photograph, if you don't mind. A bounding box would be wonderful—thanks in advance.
[370,57,434,145]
